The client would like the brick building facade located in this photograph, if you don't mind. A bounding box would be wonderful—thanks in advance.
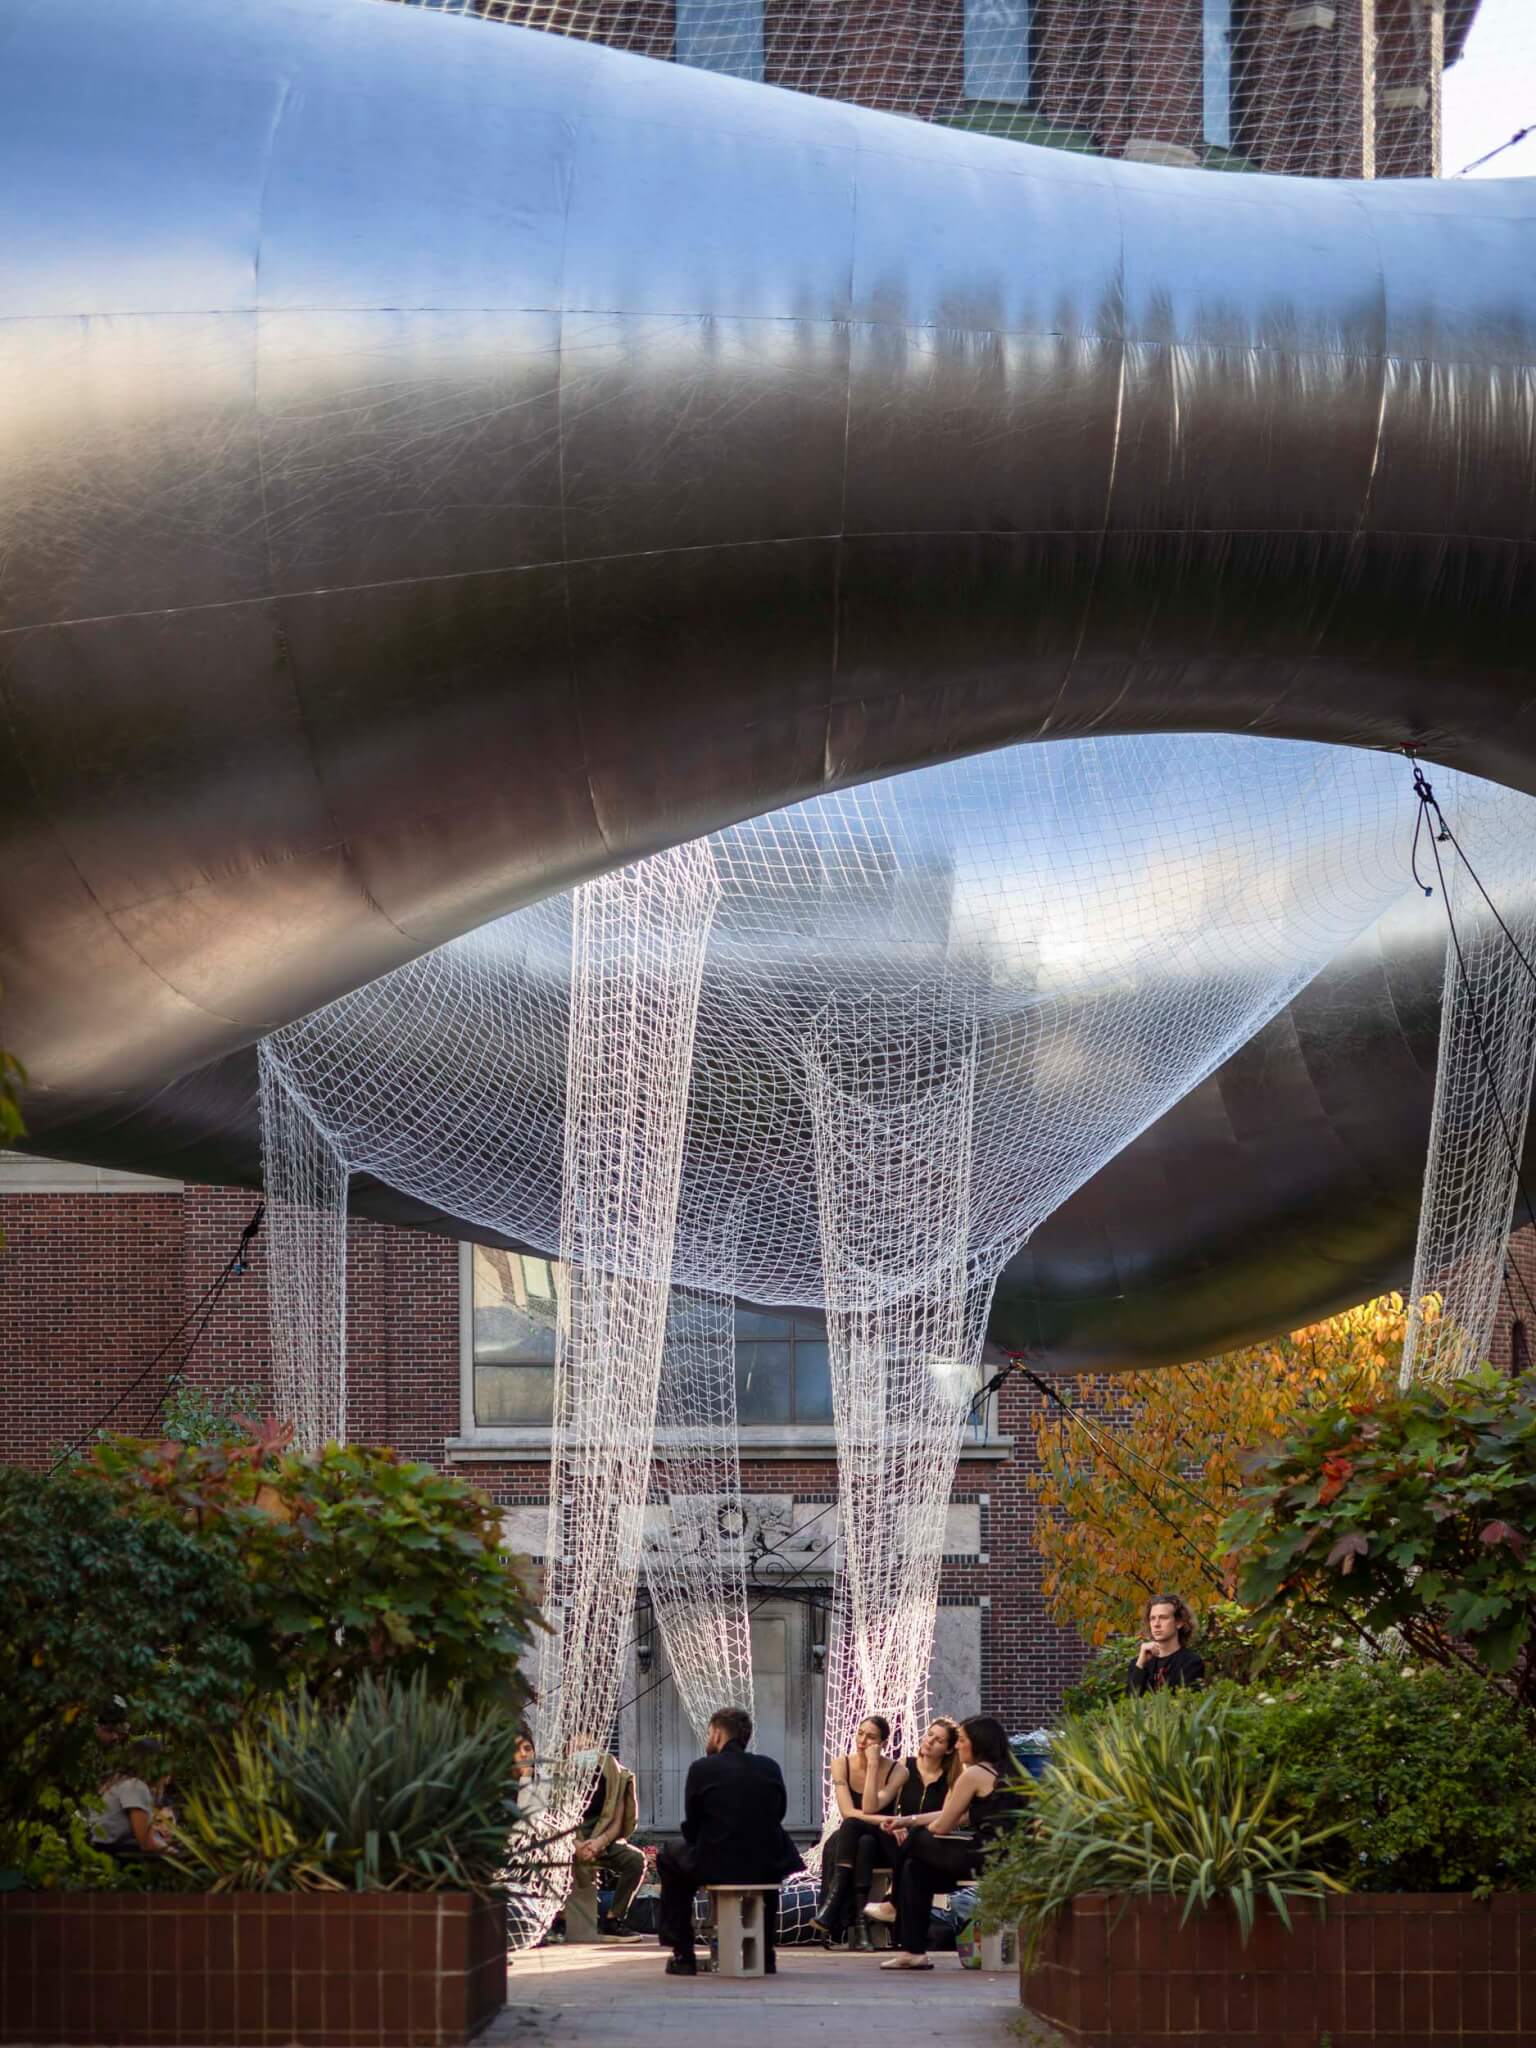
[0,1161,1096,1809]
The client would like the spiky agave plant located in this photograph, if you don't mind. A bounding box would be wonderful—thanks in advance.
[978,1688,1345,1965]
[178,1672,527,1893]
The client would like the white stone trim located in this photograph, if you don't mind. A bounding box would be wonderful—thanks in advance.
[0,1151,183,1194]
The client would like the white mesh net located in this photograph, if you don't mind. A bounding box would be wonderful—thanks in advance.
[804,984,991,1791]
[1402,777,1536,1384]
[380,0,1506,184]
[644,1231,755,1740]
[257,1044,349,1454]
[257,733,1533,1874]
[512,841,719,1944]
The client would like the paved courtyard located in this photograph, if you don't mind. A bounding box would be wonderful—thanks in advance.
[490,1942,1031,2048]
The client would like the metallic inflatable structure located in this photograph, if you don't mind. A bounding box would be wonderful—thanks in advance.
[3,0,1536,1365]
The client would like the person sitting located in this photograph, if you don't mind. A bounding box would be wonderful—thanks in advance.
[1126,1593,1205,1694]
[568,1732,646,1936]
[85,1699,170,1860]
[512,1729,548,1821]
[865,1715,1023,1971]
[813,1715,958,1948]
[656,1705,804,1977]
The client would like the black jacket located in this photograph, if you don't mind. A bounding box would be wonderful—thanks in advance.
[1127,1646,1206,1695]
[678,1740,804,1886]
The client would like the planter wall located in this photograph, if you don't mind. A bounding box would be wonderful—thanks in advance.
[1021,1890,1536,2048]
[0,1891,506,2047]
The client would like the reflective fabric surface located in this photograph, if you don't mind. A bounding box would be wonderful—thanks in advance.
[3,0,1535,1362]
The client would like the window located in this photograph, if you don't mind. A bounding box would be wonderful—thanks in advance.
[469,1245,562,1428]
[463,1249,994,1441]
[734,1309,833,1425]
[964,0,1032,108]
[1203,0,1234,149]
[674,0,763,83]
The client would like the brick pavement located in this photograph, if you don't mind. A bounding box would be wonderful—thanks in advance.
[492,1942,1028,2047]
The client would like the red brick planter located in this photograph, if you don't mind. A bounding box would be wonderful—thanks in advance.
[1020,1890,1536,2047]
[0,1891,507,2046]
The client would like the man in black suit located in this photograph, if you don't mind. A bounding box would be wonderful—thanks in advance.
[657,1705,804,1976]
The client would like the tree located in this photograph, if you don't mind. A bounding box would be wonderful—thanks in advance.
[0,1463,254,1826]
[1222,1364,1536,1715]
[1028,1296,1409,1646]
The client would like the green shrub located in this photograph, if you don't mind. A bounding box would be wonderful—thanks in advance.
[978,1689,1342,1963]
[156,1381,269,1445]
[1222,1365,1536,1713]
[0,1463,254,1828]
[177,1673,524,1895]
[1234,1660,1536,1897]
[88,1430,543,1714]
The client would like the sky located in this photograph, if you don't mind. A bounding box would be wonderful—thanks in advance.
[1443,0,1536,178]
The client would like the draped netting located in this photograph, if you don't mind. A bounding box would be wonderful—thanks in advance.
[804,985,991,1782]
[376,0,1499,183]
[257,1045,349,1453]
[511,842,720,1946]
[645,1225,755,1740]
[1402,779,1536,1384]
[258,734,1536,1927]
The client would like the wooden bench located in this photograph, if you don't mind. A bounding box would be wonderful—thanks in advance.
[706,1884,779,1978]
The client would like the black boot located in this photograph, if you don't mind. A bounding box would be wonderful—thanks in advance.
[810,1866,853,1948]
[849,1890,871,1951]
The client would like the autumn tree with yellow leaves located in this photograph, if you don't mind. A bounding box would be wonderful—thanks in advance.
[1028,1295,1417,1648]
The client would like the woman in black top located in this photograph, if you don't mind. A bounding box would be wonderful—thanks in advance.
[810,1715,906,1948]
[1126,1592,1206,1695]
[868,1715,1023,1970]
[822,1717,958,1947]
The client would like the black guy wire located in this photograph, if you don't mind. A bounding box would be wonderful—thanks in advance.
[1456,123,1535,177]
[47,1204,265,1475]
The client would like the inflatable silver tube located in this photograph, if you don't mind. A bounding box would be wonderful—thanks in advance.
[2,0,1534,1359]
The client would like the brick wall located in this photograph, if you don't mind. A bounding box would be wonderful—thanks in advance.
[0,1178,1091,1727]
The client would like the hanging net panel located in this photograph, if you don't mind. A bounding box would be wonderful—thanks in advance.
[1402,778,1536,1384]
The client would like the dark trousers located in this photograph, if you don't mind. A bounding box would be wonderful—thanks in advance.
[822,1816,891,1881]
[656,1843,779,1957]
[894,1830,983,1955]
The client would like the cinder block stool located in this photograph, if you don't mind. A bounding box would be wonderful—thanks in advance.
[706,1884,779,1978]
[564,1869,602,1944]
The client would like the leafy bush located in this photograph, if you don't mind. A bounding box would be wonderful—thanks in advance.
[157,1381,269,1446]
[1234,1660,1536,1897]
[1223,1365,1536,1712]
[0,1463,254,1828]
[88,1430,542,1714]
[978,1689,1343,1962]
[176,1673,524,1895]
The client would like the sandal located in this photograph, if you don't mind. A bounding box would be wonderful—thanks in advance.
[879,1955,934,1970]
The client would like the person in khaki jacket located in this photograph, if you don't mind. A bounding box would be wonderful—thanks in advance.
[568,1733,645,1937]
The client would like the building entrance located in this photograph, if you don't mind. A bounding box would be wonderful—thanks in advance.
[630,1592,827,1837]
